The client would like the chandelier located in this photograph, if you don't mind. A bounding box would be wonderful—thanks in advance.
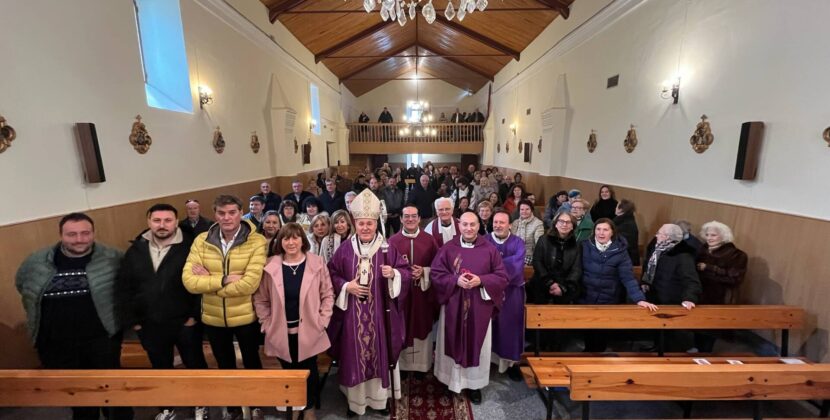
[363,0,489,26]
[400,101,436,137]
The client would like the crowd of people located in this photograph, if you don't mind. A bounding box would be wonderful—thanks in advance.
[355,107,487,141]
[14,162,749,420]
[357,107,486,125]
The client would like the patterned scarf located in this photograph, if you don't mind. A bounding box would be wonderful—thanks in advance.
[351,233,383,289]
[645,240,678,284]
[595,239,612,253]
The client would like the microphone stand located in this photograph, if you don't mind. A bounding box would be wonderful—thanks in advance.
[379,209,398,420]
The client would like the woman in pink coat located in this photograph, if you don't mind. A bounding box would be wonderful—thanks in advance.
[254,223,334,420]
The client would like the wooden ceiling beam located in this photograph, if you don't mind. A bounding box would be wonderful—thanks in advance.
[268,0,307,23]
[433,19,520,61]
[535,0,570,19]
[338,43,417,81]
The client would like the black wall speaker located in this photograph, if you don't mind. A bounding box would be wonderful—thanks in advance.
[734,121,764,181]
[75,123,106,183]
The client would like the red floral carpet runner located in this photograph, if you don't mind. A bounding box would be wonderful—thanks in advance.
[396,373,474,420]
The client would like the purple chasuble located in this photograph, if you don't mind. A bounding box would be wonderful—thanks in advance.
[486,233,526,361]
[429,218,460,247]
[388,230,440,347]
[430,235,508,368]
[326,236,412,388]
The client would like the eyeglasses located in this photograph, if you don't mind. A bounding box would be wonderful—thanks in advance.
[571,206,585,211]
[401,214,419,219]
[556,220,573,225]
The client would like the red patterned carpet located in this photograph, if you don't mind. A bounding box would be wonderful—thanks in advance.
[396,373,474,420]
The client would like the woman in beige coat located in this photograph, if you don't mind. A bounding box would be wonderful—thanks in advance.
[254,223,334,419]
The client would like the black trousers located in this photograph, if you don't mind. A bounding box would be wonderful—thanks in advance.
[694,332,718,353]
[384,216,401,237]
[205,322,263,414]
[138,321,208,369]
[583,330,610,353]
[277,333,319,410]
[37,333,134,420]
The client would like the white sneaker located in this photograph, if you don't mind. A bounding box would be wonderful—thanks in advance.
[194,406,208,420]
[687,347,699,354]
[155,409,177,420]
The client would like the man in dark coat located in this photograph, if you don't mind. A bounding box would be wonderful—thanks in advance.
[179,199,212,238]
[407,174,438,222]
[378,107,394,123]
[256,181,282,212]
[284,179,314,205]
[119,204,208,419]
[378,107,394,141]
[319,178,345,214]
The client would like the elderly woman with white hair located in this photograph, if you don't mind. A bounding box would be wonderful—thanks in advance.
[692,221,748,352]
[696,221,748,304]
[641,224,701,310]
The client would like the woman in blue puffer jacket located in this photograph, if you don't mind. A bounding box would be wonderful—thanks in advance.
[579,218,658,351]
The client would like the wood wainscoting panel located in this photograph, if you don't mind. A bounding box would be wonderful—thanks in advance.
[0,170,322,368]
[553,176,830,360]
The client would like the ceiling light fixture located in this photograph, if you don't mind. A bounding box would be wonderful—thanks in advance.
[363,0,488,27]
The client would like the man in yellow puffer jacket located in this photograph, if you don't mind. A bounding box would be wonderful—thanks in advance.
[183,194,267,420]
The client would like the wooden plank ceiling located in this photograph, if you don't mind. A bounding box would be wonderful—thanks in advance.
[261,0,574,96]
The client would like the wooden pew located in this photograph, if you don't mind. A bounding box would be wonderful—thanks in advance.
[527,356,810,388]
[528,356,814,420]
[526,304,805,356]
[0,369,308,418]
[568,364,830,420]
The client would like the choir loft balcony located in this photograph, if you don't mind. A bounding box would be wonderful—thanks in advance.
[347,123,484,155]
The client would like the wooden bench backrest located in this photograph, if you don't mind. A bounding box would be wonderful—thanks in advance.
[0,369,309,407]
[526,305,805,330]
[568,364,830,401]
[523,266,642,282]
[527,356,809,388]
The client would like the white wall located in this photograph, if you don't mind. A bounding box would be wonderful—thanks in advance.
[0,0,348,225]
[353,79,478,123]
[491,0,830,221]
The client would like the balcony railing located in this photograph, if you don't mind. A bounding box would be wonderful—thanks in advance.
[347,123,485,143]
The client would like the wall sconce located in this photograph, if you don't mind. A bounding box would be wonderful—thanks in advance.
[661,78,680,104]
[309,119,318,132]
[509,123,517,138]
[198,85,214,109]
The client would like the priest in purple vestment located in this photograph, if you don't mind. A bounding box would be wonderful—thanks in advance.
[326,189,412,417]
[430,211,509,404]
[424,197,460,246]
[487,210,526,381]
[388,204,440,375]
